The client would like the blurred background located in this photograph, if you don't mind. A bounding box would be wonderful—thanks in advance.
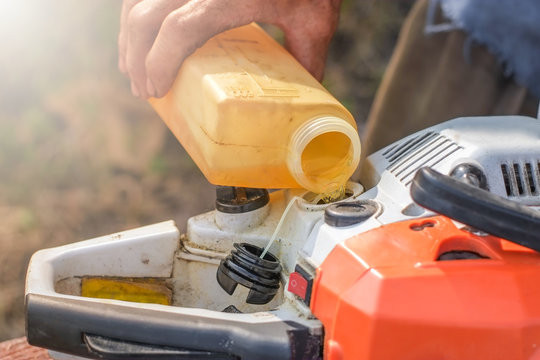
[0,0,412,340]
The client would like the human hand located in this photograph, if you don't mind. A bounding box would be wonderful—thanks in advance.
[118,0,342,99]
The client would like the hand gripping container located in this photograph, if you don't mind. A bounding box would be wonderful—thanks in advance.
[149,23,361,195]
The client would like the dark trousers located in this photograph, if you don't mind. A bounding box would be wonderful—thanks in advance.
[362,0,539,159]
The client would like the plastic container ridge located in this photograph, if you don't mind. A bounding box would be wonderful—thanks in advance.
[149,23,361,194]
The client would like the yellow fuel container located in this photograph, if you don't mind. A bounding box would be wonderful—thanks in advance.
[149,23,361,195]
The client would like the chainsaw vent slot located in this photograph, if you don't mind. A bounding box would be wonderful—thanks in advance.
[501,162,539,197]
[383,132,462,185]
[436,237,498,262]
[383,131,437,161]
[437,251,488,261]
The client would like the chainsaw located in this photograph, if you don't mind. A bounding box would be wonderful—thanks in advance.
[25,115,540,359]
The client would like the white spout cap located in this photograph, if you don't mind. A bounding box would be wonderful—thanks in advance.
[287,116,361,194]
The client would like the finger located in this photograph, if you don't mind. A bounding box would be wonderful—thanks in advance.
[282,27,332,82]
[267,0,342,81]
[119,0,142,74]
[145,0,257,98]
[125,0,188,98]
[131,80,139,97]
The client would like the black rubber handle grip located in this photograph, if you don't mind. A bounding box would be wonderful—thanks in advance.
[83,333,228,359]
[26,294,322,360]
[411,167,540,251]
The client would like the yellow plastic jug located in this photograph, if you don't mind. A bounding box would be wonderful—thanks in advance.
[149,23,361,195]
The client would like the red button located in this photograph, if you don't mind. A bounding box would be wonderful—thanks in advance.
[288,272,308,300]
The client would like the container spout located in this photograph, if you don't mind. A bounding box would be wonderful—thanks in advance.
[287,116,361,195]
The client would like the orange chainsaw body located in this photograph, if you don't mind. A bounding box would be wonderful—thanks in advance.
[312,216,540,360]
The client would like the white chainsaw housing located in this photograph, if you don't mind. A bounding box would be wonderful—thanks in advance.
[25,116,540,359]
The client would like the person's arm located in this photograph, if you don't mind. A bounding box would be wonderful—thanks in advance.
[118,0,342,99]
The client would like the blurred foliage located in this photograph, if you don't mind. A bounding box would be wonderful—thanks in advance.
[0,0,412,341]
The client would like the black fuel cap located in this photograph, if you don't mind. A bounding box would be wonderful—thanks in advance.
[324,200,379,227]
[216,243,281,304]
[215,186,269,213]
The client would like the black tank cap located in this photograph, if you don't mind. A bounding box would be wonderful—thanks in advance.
[324,200,379,227]
[216,243,281,305]
[215,186,269,213]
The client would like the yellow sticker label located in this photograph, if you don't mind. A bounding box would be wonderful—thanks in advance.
[81,277,172,305]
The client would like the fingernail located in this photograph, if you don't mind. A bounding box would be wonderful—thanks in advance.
[131,81,139,98]
[146,78,156,98]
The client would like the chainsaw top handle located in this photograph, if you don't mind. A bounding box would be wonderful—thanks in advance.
[411,167,540,252]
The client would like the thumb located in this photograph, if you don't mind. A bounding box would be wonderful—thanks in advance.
[275,0,342,82]
[282,27,332,82]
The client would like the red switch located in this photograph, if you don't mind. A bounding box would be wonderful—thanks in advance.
[288,272,308,300]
